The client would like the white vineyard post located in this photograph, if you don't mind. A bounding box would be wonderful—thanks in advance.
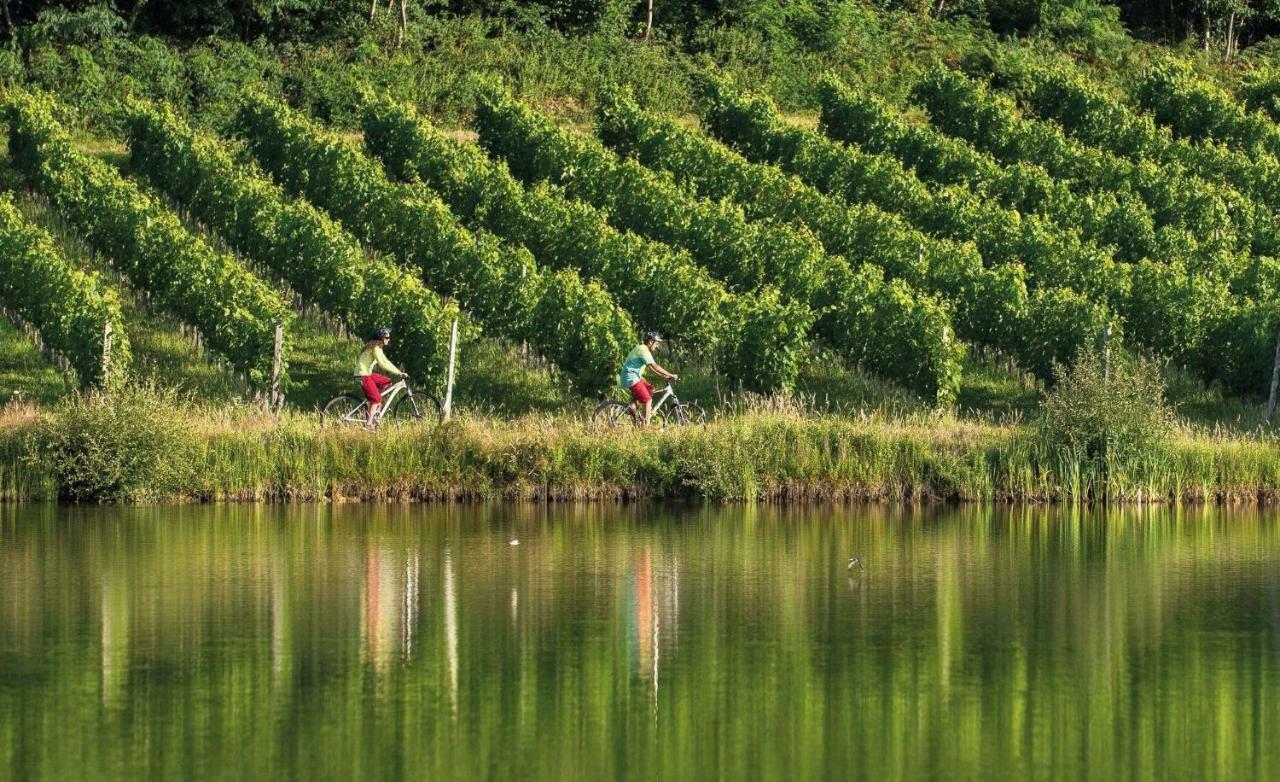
[270,321,284,413]
[443,319,459,422]
[1101,322,1112,383]
[1266,323,1280,424]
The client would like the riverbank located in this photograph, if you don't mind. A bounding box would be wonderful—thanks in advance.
[3,400,1279,504]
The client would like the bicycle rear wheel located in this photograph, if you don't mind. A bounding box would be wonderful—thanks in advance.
[388,393,443,425]
[592,401,637,428]
[322,394,367,427]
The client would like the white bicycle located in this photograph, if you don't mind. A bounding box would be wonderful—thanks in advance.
[591,380,706,429]
[321,377,442,428]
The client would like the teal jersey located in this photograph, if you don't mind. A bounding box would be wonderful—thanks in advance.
[619,344,655,389]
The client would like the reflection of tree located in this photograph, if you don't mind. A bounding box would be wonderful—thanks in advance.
[1,504,1279,780]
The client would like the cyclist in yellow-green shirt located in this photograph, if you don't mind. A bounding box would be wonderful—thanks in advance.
[355,327,408,430]
[620,332,678,428]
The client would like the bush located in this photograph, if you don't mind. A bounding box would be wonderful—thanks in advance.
[34,386,197,502]
[1037,345,1174,470]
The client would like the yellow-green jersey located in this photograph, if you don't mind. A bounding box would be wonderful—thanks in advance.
[354,345,403,377]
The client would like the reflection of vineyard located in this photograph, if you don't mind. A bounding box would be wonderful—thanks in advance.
[2,505,1278,779]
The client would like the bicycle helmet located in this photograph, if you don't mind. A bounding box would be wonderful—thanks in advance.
[371,326,392,340]
[643,331,664,344]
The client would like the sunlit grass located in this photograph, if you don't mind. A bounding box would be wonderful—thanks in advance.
[3,392,1279,504]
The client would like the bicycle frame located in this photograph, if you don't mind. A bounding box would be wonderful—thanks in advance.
[340,379,413,426]
[369,380,416,422]
[631,383,678,416]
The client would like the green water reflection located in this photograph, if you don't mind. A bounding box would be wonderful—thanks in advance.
[1,504,1278,781]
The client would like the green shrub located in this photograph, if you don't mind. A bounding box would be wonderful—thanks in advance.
[1037,346,1174,470]
[34,386,197,502]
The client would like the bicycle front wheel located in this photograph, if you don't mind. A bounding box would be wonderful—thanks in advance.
[321,394,367,427]
[592,401,636,428]
[388,393,443,425]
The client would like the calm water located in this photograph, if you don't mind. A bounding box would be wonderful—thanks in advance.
[1,504,1278,781]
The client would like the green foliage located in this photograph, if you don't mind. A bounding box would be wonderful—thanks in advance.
[695,74,1112,379]
[1020,287,1114,382]
[816,72,1156,266]
[592,86,972,401]
[23,3,126,46]
[1242,69,1280,122]
[235,96,632,396]
[475,83,966,401]
[124,100,458,390]
[1136,61,1280,158]
[1015,62,1280,215]
[360,95,728,361]
[0,194,130,388]
[33,385,198,502]
[184,39,282,129]
[698,74,1129,297]
[911,66,1275,261]
[1200,300,1280,396]
[25,45,110,128]
[472,84,827,394]
[1037,345,1174,469]
[4,89,292,388]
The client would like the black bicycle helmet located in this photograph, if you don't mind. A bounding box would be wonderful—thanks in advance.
[371,326,392,340]
[643,331,664,343]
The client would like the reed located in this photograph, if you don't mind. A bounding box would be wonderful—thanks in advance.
[3,396,1279,504]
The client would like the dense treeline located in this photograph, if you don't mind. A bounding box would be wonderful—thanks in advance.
[12,1,1279,55]
[1,1,1113,44]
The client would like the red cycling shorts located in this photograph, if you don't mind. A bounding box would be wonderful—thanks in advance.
[359,373,392,404]
[629,379,654,404]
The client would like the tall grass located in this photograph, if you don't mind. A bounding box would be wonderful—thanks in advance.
[3,395,1279,504]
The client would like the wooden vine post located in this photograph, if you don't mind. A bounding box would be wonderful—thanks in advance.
[1266,323,1280,424]
[442,319,459,422]
[270,321,284,413]
[101,320,113,390]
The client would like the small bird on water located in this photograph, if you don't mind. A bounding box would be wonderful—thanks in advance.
[847,556,863,571]
[509,539,520,546]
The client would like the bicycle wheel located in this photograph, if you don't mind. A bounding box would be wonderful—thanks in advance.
[388,393,443,425]
[592,401,637,428]
[321,394,367,427]
[673,402,707,426]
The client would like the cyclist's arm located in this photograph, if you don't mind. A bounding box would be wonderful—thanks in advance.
[374,346,407,377]
[647,361,677,381]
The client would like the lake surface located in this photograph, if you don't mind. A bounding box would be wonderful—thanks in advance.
[2,504,1278,781]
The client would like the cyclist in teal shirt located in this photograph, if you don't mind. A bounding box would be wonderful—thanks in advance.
[619,332,678,428]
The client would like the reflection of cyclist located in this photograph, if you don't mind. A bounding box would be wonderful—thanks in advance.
[620,331,678,429]
[355,327,408,430]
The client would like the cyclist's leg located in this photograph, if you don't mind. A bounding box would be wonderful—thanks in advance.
[362,374,390,427]
[630,380,654,427]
